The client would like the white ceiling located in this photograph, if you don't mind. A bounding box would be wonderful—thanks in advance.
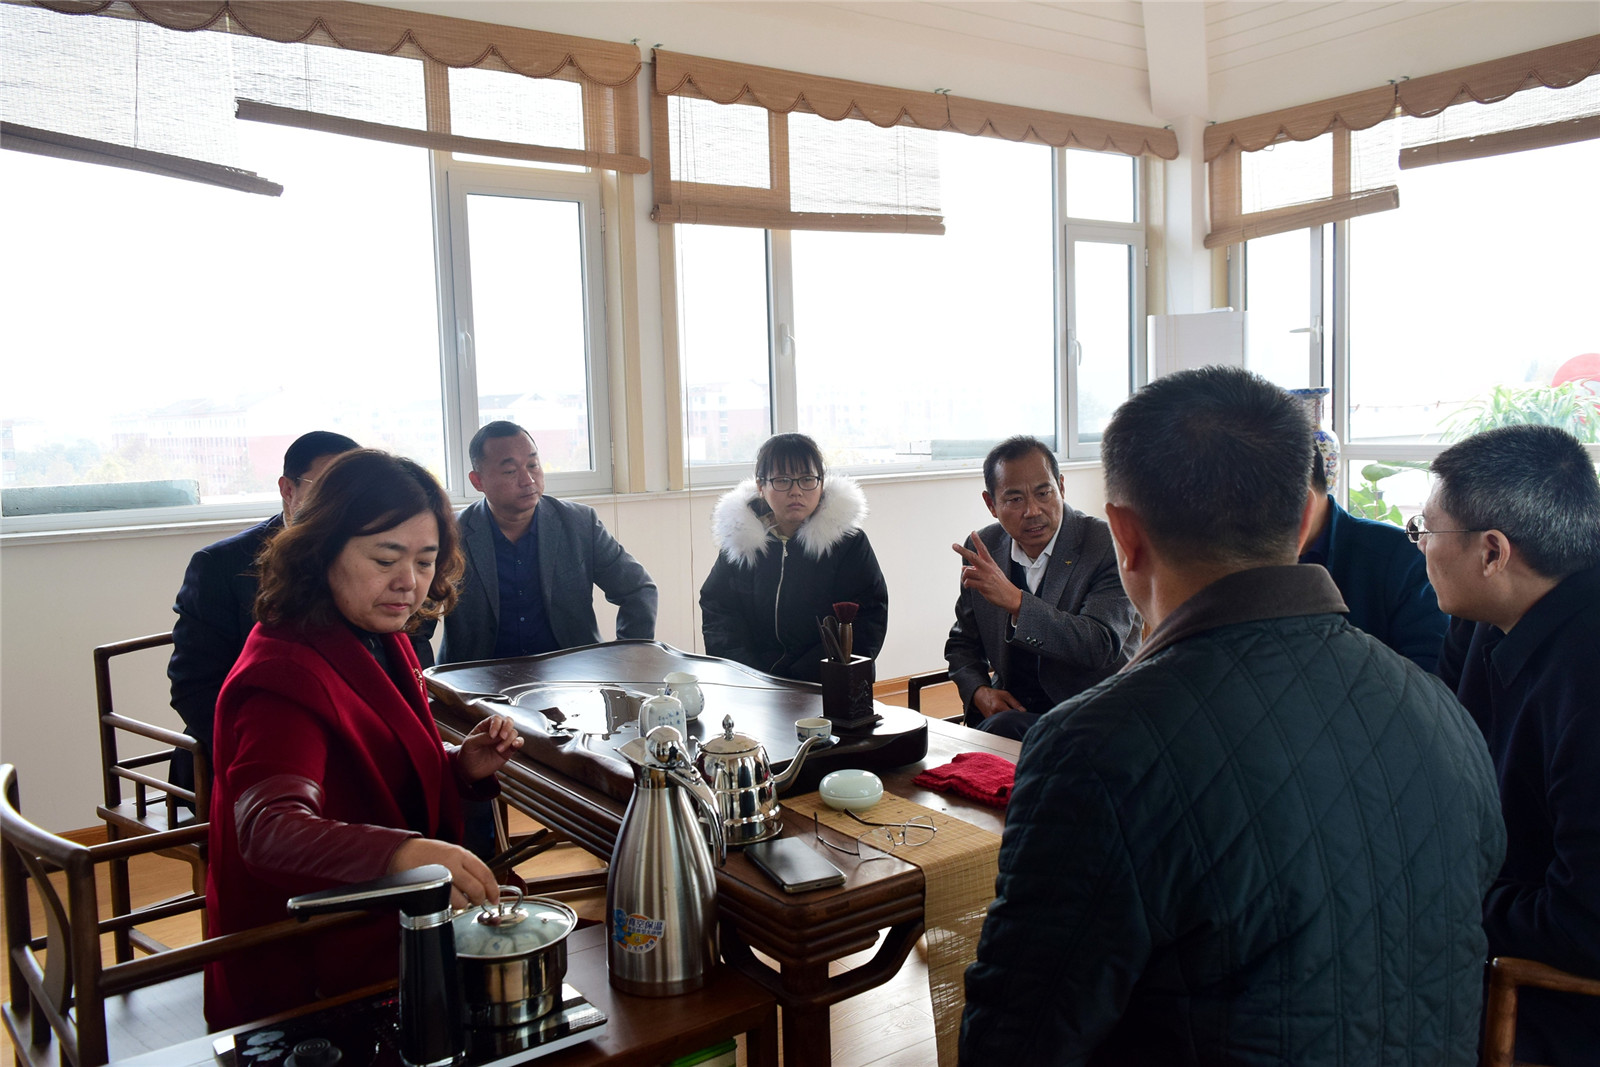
[388,1,1600,124]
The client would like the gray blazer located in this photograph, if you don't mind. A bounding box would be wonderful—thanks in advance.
[944,508,1138,717]
[440,497,657,664]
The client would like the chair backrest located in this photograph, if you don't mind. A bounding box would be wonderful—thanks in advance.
[2,762,117,1067]
[94,632,208,826]
[3,764,371,1067]
[1481,955,1600,1067]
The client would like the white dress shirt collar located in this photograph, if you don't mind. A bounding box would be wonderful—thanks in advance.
[1009,522,1063,595]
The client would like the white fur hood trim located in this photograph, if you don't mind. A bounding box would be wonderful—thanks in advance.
[710,473,869,568]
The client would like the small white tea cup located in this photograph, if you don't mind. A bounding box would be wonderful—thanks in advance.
[795,716,832,742]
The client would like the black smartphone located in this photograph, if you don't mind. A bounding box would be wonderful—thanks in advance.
[745,837,846,894]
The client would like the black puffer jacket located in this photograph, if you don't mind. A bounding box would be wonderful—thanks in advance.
[961,566,1506,1066]
[699,475,888,682]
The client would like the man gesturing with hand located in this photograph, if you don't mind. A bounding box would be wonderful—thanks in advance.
[944,436,1139,740]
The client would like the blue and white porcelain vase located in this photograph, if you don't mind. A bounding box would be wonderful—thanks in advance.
[1288,387,1340,493]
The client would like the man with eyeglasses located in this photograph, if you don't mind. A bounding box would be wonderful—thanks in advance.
[168,430,366,796]
[440,420,656,665]
[1296,453,1447,670]
[1422,424,1600,1066]
[944,435,1139,740]
[962,368,1504,1065]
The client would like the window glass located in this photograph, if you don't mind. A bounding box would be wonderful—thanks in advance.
[1071,240,1135,438]
[667,96,771,189]
[1347,138,1600,443]
[1,124,443,511]
[1241,133,1332,212]
[1065,148,1135,223]
[1345,459,1431,527]
[789,112,939,215]
[787,135,1055,465]
[677,225,772,466]
[464,194,594,473]
[1243,227,1317,389]
[450,67,586,170]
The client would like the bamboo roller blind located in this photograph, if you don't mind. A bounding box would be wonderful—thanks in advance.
[652,49,1178,234]
[1205,35,1600,248]
[13,0,646,178]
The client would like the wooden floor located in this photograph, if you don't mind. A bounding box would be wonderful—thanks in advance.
[2,680,966,1066]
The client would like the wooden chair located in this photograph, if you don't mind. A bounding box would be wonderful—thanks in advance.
[906,668,964,723]
[1481,955,1600,1067]
[93,632,208,961]
[0,763,359,1067]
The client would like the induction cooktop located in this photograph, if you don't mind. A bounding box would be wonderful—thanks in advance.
[214,984,606,1067]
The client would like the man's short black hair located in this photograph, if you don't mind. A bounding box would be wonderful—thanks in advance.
[1431,424,1600,579]
[1309,452,1328,493]
[282,431,359,481]
[469,421,535,471]
[1102,366,1313,567]
[983,436,1060,498]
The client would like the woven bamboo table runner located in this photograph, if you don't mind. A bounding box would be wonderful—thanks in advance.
[783,792,1001,1067]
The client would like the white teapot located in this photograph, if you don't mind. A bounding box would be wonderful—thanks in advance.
[638,688,686,738]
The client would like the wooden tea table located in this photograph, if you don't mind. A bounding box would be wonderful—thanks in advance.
[425,641,1019,1067]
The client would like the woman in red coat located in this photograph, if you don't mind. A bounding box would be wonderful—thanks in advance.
[204,449,523,1028]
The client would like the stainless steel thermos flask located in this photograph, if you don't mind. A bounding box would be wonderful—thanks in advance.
[607,725,726,996]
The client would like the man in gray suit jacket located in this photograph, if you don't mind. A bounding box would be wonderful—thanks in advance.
[946,436,1139,739]
[440,421,657,665]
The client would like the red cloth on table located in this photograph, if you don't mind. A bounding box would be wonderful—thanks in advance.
[912,751,1015,809]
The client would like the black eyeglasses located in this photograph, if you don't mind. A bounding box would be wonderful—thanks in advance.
[761,475,821,492]
[1404,514,1483,544]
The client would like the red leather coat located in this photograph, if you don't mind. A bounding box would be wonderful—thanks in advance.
[204,622,477,1028]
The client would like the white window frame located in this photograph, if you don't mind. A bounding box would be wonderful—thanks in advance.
[1061,220,1147,460]
[1,151,614,536]
[435,156,613,500]
[1236,215,1600,506]
[673,146,1146,484]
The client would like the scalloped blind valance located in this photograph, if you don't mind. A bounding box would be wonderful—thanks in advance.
[1205,34,1600,248]
[651,48,1178,235]
[2,0,646,189]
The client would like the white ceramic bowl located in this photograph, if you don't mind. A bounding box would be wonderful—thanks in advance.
[819,769,883,812]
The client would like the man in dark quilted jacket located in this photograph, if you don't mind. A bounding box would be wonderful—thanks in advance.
[1427,425,1600,1066]
[961,366,1506,1066]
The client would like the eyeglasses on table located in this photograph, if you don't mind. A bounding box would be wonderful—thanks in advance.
[813,810,937,858]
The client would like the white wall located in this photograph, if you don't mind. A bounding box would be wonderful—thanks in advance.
[0,466,1106,830]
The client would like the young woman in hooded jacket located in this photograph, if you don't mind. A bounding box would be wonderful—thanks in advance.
[700,433,888,682]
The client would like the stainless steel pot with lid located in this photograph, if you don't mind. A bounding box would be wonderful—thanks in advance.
[696,714,825,845]
[451,887,578,1028]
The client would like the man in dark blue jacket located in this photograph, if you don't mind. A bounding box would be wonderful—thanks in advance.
[1298,458,1447,671]
[961,367,1505,1066]
[1426,424,1600,1067]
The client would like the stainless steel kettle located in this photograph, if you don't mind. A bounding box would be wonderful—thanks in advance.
[607,725,725,997]
[696,714,825,846]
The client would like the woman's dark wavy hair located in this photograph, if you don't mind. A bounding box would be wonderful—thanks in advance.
[255,450,462,632]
